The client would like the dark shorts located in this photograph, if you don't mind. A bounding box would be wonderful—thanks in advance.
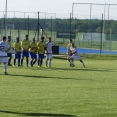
[22,50,29,57]
[38,54,44,59]
[14,52,21,59]
[7,53,12,57]
[29,52,37,59]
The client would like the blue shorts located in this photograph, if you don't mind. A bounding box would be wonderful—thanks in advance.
[7,53,12,57]
[38,54,44,59]
[22,50,29,57]
[14,52,21,59]
[29,52,37,59]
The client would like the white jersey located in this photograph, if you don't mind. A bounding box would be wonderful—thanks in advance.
[46,42,52,54]
[70,46,79,56]
[0,41,10,57]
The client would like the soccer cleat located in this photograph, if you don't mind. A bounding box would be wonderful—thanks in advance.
[8,64,12,66]
[4,72,8,75]
[70,64,75,67]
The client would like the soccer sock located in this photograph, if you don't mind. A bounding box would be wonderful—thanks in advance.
[33,60,36,65]
[8,58,10,65]
[21,58,23,65]
[3,64,7,73]
[49,60,52,66]
[45,59,48,66]
[14,59,16,65]
[18,59,20,65]
[70,59,73,65]
[82,61,85,67]
[72,60,74,65]
[40,59,43,66]
[38,59,40,66]
[9,58,11,64]
[26,58,28,66]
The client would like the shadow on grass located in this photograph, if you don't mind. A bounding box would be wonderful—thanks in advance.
[8,64,116,72]
[3,73,95,81]
[0,110,77,117]
[32,66,117,72]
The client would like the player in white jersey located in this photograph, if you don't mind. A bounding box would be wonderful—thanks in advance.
[0,36,10,74]
[45,37,53,67]
[69,43,86,67]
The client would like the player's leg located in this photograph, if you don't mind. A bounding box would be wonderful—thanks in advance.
[45,58,49,67]
[21,51,24,66]
[14,58,16,66]
[2,57,8,74]
[7,53,12,66]
[17,52,21,66]
[14,52,17,66]
[26,51,29,67]
[49,58,52,67]
[80,59,86,68]
[75,55,86,68]
[3,62,7,74]
[40,58,43,67]
[29,52,33,67]
[48,54,52,67]
[69,55,75,67]
[39,54,44,67]
[37,54,41,67]
[30,58,33,67]
[32,54,37,66]
[45,54,49,67]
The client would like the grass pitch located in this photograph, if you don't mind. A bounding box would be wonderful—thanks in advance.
[0,55,117,117]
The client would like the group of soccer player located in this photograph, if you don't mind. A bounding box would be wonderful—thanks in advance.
[0,35,53,74]
[0,34,86,74]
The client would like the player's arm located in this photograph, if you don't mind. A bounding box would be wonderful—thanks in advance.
[13,43,17,52]
[5,43,10,52]
[21,40,25,51]
[37,42,40,54]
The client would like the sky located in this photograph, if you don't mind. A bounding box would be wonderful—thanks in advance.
[0,0,117,19]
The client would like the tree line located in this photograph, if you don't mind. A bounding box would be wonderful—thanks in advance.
[0,18,117,34]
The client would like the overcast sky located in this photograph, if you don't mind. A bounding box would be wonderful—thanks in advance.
[0,0,117,19]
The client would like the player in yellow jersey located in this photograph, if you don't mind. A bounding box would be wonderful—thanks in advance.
[37,36,46,67]
[29,38,37,67]
[6,36,12,66]
[21,34,30,67]
[13,37,21,66]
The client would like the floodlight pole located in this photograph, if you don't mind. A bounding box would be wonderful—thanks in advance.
[90,4,92,47]
[70,12,72,39]
[103,3,106,34]
[100,14,103,54]
[28,15,29,36]
[5,0,7,37]
[37,12,39,42]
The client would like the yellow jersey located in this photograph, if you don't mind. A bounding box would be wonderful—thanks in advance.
[37,41,46,54]
[13,42,21,52]
[29,42,37,53]
[6,40,12,53]
[67,43,72,51]
[21,39,30,50]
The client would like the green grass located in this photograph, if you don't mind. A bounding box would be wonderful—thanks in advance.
[0,55,117,117]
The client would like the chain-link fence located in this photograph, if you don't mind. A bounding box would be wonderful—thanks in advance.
[0,8,117,52]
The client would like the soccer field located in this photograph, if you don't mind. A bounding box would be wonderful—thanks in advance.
[0,56,117,117]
